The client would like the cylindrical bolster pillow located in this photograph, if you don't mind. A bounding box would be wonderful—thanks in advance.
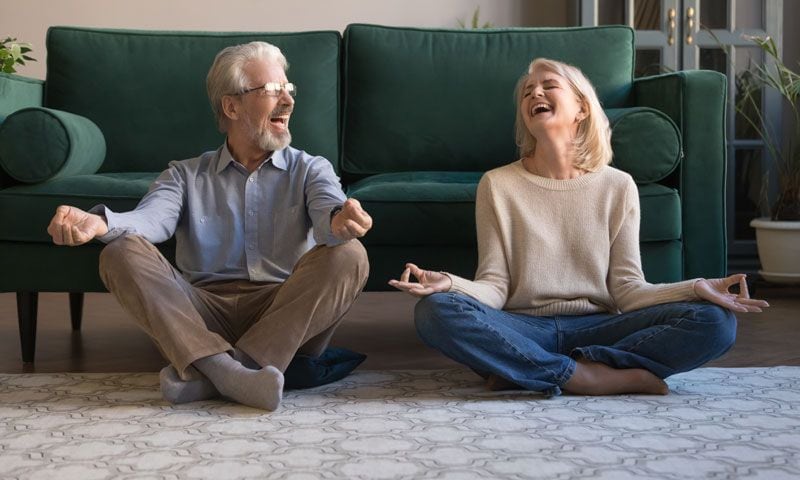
[606,107,681,183]
[0,107,105,183]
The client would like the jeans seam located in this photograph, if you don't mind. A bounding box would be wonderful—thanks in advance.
[628,318,685,353]
[462,304,568,384]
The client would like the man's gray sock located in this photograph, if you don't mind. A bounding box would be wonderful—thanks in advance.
[233,348,261,370]
[159,365,219,404]
[194,352,284,411]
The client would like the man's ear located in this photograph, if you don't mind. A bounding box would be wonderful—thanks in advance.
[221,95,240,121]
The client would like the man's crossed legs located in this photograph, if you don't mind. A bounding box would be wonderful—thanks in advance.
[99,235,369,410]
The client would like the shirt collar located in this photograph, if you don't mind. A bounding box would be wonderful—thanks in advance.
[270,148,288,171]
[215,141,288,174]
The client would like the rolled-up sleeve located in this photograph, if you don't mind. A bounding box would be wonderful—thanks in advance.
[90,165,186,244]
[304,158,347,246]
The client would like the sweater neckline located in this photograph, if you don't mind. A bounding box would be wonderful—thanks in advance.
[513,159,604,191]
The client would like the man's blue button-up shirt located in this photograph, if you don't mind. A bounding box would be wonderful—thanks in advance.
[95,143,346,286]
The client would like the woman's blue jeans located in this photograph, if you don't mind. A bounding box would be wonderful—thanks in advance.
[415,293,737,396]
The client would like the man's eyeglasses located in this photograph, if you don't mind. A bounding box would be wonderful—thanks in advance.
[237,82,297,97]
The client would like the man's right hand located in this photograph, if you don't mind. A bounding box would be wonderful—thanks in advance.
[47,205,109,246]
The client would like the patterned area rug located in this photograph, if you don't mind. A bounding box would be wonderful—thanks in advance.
[1,367,799,480]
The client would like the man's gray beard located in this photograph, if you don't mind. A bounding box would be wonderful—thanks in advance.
[253,127,291,152]
[245,117,291,152]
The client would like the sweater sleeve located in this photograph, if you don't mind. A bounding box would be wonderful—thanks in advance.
[446,176,511,309]
[608,178,699,312]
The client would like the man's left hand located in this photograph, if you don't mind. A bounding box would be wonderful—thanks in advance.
[331,198,373,241]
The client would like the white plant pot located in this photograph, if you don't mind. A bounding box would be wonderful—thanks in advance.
[750,217,800,284]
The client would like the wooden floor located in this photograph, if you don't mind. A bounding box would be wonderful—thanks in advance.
[0,288,798,373]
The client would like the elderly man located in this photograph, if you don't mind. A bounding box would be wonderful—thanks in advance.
[46,42,371,411]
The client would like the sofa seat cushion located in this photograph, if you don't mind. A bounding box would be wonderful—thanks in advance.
[347,171,482,246]
[639,182,681,242]
[347,171,681,247]
[0,172,157,243]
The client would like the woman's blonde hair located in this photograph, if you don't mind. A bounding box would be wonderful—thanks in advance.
[514,58,612,172]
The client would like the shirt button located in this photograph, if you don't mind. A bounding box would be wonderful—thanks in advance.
[248,177,255,183]
[248,243,255,250]
[249,210,256,216]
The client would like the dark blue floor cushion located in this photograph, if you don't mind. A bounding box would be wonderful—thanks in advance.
[284,347,367,390]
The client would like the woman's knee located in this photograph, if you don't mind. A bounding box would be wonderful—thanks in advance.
[414,293,480,345]
[696,304,738,353]
[414,293,464,344]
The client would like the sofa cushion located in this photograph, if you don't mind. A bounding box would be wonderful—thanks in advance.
[638,183,681,242]
[342,24,634,175]
[347,172,481,246]
[0,172,156,243]
[642,240,683,283]
[284,347,366,390]
[0,107,105,183]
[607,107,681,183]
[347,171,680,247]
[44,27,341,173]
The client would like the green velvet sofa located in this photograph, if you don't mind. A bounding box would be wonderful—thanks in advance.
[0,25,727,363]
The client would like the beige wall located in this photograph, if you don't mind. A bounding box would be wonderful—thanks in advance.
[5,0,571,80]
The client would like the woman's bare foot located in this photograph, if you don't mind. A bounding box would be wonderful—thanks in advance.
[563,358,669,396]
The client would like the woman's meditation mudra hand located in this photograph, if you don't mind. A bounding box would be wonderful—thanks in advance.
[694,274,768,313]
[388,263,452,297]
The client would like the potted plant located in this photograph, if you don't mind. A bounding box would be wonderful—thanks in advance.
[0,37,35,73]
[738,35,800,284]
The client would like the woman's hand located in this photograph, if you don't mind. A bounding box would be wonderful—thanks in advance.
[388,263,452,297]
[694,274,770,313]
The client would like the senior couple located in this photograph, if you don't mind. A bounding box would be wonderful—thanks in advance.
[48,41,767,411]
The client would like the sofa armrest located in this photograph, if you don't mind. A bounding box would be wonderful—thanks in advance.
[0,73,44,120]
[634,70,727,280]
[0,73,44,188]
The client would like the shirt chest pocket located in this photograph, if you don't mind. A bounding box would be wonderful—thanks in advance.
[196,214,232,251]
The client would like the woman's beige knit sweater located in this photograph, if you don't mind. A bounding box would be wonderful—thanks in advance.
[446,160,699,316]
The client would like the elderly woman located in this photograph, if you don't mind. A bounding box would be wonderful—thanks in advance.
[390,58,768,396]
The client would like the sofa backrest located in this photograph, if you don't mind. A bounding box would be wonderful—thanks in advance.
[341,24,634,176]
[44,27,341,173]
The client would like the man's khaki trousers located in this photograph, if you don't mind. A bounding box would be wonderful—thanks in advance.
[98,235,369,380]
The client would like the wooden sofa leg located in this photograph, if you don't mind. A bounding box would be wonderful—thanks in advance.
[69,293,84,331]
[16,291,38,363]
